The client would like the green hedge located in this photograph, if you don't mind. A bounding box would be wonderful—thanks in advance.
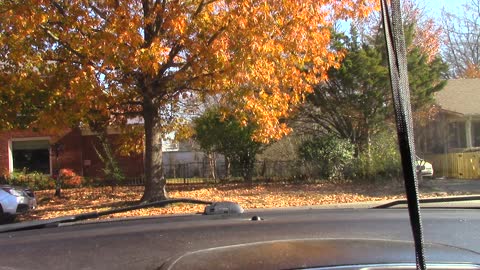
[4,172,55,190]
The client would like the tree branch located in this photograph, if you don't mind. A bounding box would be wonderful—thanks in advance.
[40,25,93,65]
[87,1,109,22]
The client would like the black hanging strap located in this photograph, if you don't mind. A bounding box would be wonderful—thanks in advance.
[380,0,427,269]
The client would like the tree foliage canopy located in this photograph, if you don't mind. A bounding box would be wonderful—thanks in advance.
[194,108,264,182]
[298,23,447,153]
[0,0,377,200]
[0,0,377,137]
[442,0,480,78]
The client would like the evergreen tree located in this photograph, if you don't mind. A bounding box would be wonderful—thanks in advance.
[299,25,447,154]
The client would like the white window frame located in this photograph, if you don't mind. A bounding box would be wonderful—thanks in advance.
[8,137,52,175]
[471,119,480,147]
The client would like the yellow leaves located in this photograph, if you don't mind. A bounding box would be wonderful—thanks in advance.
[1,0,379,144]
[134,42,171,75]
[174,122,195,141]
[209,0,379,143]
[169,15,188,35]
[237,18,248,29]
[38,13,48,24]
[462,63,480,79]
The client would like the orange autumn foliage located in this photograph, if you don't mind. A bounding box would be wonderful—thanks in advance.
[462,62,480,79]
[1,0,377,141]
[59,169,84,188]
[1,0,378,199]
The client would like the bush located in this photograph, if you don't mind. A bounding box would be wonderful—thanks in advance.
[59,169,84,188]
[298,135,355,180]
[351,131,402,181]
[5,171,55,190]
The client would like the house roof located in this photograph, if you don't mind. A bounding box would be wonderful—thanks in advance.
[435,79,480,116]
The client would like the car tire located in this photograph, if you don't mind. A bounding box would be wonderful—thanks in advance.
[0,205,16,225]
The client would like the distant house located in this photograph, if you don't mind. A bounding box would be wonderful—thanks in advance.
[416,79,480,155]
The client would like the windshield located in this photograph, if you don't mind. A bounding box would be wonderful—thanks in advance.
[0,0,479,224]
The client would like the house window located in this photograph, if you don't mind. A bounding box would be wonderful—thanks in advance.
[473,121,480,147]
[448,121,466,148]
[11,139,50,174]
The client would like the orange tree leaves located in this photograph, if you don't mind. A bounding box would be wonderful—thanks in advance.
[463,62,480,78]
[1,0,376,139]
[1,1,377,200]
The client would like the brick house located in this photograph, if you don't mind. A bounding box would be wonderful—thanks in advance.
[0,128,144,178]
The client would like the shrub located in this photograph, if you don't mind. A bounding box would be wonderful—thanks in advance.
[6,171,55,190]
[351,131,402,181]
[298,135,355,180]
[59,169,84,188]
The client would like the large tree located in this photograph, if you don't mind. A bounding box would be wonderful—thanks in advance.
[298,23,447,154]
[442,0,480,78]
[299,30,388,153]
[0,0,376,201]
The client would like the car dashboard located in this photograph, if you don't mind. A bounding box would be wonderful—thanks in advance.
[0,208,479,270]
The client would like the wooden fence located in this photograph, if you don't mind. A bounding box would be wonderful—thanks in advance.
[425,151,480,179]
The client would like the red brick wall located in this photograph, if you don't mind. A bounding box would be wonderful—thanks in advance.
[53,129,83,176]
[0,128,83,176]
[0,130,46,175]
[0,129,144,179]
[80,135,102,178]
[82,134,144,179]
[116,153,144,178]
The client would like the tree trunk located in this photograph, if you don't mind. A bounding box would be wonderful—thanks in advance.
[208,152,216,180]
[365,127,372,180]
[241,153,254,184]
[54,184,61,197]
[225,156,231,179]
[141,98,168,202]
[54,160,61,197]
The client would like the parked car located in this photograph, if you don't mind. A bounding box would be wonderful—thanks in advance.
[416,157,434,178]
[0,185,37,223]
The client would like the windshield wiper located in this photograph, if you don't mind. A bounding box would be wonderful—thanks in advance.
[374,195,480,209]
[0,198,212,233]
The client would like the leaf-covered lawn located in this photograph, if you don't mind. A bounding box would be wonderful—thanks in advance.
[17,181,470,222]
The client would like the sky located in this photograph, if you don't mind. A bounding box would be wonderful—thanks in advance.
[337,0,470,32]
[422,0,468,17]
